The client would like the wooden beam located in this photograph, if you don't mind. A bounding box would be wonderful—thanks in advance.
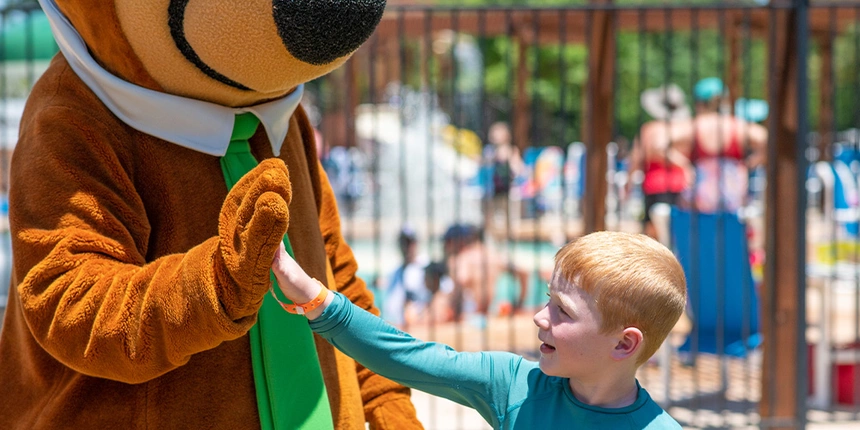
[372,8,854,47]
[760,6,804,429]
[582,5,616,234]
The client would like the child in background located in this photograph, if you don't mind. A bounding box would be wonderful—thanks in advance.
[382,226,433,328]
[271,231,687,429]
[441,223,530,322]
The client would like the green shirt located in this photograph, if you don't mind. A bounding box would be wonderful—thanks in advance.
[310,293,681,430]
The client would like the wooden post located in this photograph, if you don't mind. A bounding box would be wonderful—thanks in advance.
[582,5,615,234]
[760,5,806,429]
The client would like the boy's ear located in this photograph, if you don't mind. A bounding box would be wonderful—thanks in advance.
[611,327,644,361]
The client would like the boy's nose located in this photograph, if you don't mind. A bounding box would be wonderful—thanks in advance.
[533,306,549,328]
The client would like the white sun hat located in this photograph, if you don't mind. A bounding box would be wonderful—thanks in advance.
[640,83,691,121]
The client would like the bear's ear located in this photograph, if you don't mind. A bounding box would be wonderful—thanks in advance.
[55,0,163,92]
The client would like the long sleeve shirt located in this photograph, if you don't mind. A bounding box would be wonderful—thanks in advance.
[311,292,682,429]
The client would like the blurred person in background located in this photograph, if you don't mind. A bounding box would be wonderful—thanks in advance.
[442,224,529,325]
[383,226,434,329]
[627,84,694,239]
[482,122,525,239]
[680,77,768,213]
[419,261,457,325]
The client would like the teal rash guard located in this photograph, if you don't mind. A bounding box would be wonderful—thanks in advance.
[310,293,682,430]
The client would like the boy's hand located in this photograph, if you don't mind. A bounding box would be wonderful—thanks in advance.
[271,242,333,320]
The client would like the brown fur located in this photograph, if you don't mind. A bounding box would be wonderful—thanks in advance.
[55,0,162,91]
[0,1,421,428]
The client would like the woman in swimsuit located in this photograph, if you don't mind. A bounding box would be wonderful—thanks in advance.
[681,78,768,213]
[628,84,695,238]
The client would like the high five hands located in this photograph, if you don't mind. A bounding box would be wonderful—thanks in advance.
[271,242,334,320]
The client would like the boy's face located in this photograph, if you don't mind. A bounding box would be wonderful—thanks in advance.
[533,275,622,381]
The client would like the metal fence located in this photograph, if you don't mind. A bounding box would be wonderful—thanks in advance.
[2,0,860,429]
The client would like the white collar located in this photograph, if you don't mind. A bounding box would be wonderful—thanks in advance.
[38,0,302,157]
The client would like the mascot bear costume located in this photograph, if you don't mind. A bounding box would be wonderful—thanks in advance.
[0,0,423,429]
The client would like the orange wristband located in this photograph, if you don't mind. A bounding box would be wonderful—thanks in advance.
[271,278,329,315]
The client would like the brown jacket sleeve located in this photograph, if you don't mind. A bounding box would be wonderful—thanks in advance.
[315,164,423,430]
[10,105,287,384]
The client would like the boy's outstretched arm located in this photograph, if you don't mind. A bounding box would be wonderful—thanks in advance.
[271,244,518,429]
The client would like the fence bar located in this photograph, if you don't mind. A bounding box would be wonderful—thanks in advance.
[793,2,810,428]
[741,8,755,421]
[851,5,860,420]
[398,10,408,227]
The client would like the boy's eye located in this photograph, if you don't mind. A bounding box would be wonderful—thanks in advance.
[545,292,570,317]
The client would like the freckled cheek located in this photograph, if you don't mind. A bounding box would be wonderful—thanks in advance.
[555,330,583,354]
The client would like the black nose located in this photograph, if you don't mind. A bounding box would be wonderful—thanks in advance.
[273,0,387,66]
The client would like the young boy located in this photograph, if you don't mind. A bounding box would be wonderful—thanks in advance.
[272,231,687,429]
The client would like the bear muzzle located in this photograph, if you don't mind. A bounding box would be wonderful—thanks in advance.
[167,0,386,91]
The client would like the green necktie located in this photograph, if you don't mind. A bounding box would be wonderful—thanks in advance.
[221,112,333,430]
